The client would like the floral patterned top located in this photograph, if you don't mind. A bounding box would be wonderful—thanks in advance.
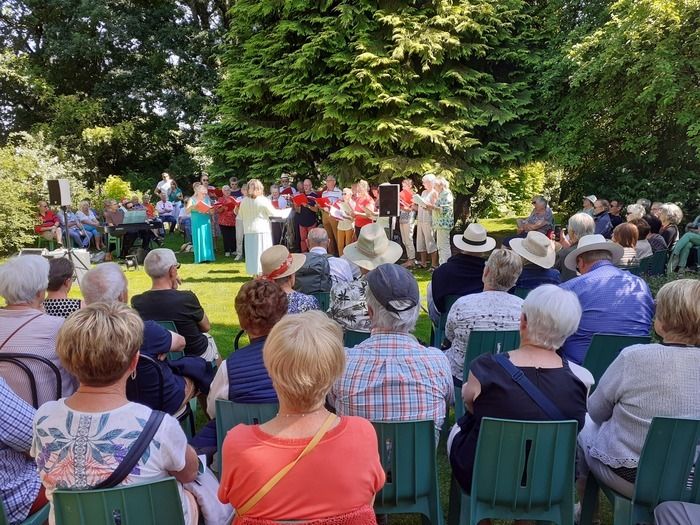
[32,400,193,525]
[287,291,320,314]
[329,278,370,332]
[433,190,454,230]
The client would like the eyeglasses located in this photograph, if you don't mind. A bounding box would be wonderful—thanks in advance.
[202,179,209,182]
[172,263,181,270]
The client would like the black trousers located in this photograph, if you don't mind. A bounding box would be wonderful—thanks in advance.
[220,225,236,253]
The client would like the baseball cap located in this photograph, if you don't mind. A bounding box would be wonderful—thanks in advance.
[366,263,419,314]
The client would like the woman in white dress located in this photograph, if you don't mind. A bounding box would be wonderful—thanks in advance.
[236,179,289,275]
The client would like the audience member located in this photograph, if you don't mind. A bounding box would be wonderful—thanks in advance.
[505,196,554,247]
[510,230,560,290]
[432,177,454,265]
[577,279,700,498]
[445,249,524,383]
[612,222,639,266]
[42,257,81,318]
[0,378,45,525]
[0,255,77,405]
[555,213,595,282]
[636,198,651,214]
[644,213,669,252]
[329,264,453,437]
[450,285,588,493]
[651,201,663,217]
[295,228,353,293]
[654,502,700,525]
[608,199,625,228]
[560,234,654,364]
[75,200,103,250]
[581,195,596,215]
[625,203,645,222]
[593,198,613,239]
[260,245,319,313]
[667,212,700,273]
[132,249,219,362]
[428,223,494,322]
[58,206,92,249]
[658,203,683,248]
[32,303,202,525]
[329,224,402,332]
[34,201,63,247]
[218,311,384,521]
[629,218,653,259]
[414,174,438,269]
[156,191,177,234]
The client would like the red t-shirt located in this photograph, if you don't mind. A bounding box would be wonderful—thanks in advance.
[400,188,414,210]
[216,196,237,227]
[218,416,385,519]
[353,195,375,228]
[35,210,59,233]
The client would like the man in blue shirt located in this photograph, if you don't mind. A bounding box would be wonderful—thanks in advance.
[560,234,655,364]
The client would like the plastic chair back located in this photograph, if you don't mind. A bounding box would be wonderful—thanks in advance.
[344,330,370,347]
[0,353,62,408]
[648,249,668,276]
[372,420,443,525]
[313,292,331,312]
[513,287,531,299]
[431,294,461,348]
[0,499,49,525]
[53,477,186,525]
[469,418,578,524]
[582,334,651,391]
[637,255,652,274]
[154,321,184,360]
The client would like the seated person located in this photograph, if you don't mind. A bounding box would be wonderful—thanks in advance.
[509,230,560,290]
[75,199,103,250]
[81,263,211,417]
[294,228,353,292]
[260,245,319,314]
[32,302,203,525]
[658,203,683,248]
[329,224,402,332]
[644,213,668,253]
[577,279,700,498]
[328,264,453,437]
[58,206,92,248]
[655,502,700,525]
[428,223,494,322]
[218,311,385,520]
[449,285,588,494]
[593,199,613,239]
[0,378,46,525]
[667,212,700,273]
[103,199,153,257]
[612,222,639,266]
[132,249,219,362]
[445,249,524,384]
[35,200,63,247]
[503,196,554,247]
[42,257,82,318]
[0,255,77,405]
[629,218,653,260]
[555,213,595,282]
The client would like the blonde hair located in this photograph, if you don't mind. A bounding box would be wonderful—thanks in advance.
[57,302,143,387]
[263,311,345,411]
[655,280,700,346]
[484,249,523,291]
[247,179,264,198]
[357,180,369,194]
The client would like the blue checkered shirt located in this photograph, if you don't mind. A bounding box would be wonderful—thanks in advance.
[328,331,454,437]
[0,378,40,524]
[559,260,655,364]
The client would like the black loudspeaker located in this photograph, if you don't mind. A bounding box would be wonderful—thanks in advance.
[47,179,72,206]
[378,184,400,217]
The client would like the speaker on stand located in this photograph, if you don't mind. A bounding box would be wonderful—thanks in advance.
[377,183,401,243]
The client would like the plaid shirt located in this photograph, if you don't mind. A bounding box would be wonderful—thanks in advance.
[0,378,40,524]
[328,332,454,436]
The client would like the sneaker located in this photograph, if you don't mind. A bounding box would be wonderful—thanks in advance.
[234,254,243,261]
[225,252,231,257]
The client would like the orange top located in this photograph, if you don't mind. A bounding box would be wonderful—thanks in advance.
[218,416,385,520]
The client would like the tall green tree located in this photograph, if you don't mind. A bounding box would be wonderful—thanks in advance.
[206,0,545,216]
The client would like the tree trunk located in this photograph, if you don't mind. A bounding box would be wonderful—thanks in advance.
[454,177,481,223]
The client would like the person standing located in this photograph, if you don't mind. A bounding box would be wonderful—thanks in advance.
[156,172,172,198]
[415,173,438,269]
[350,180,375,240]
[186,183,215,263]
[320,175,343,255]
[333,188,355,257]
[431,177,454,266]
[269,184,288,246]
[399,178,417,268]
[168,179,184,222]
[216,185,238,257]
[233,184,247,260]
[294,179,319,252]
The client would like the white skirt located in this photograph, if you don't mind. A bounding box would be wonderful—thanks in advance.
[244,232,272,275]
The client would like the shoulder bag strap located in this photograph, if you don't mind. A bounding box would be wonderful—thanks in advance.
[237,413,338,516]
[494,353,566,420]
[0,313,43,351]
[94,410,166,489]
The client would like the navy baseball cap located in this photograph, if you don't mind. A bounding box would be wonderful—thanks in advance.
[366,263,419,314]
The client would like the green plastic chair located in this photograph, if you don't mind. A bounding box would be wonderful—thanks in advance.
[215,399,278,473]
[343,330,370,347]
[637,255,652,275]
[53,477,185,525]
[513,286,531,299]
[582,333,651,392]
[154,321,184,360]
[0,500,49,525]
[36,236,55,251]
[648,249,668,276]
[454,330,521,419]
[579,416,700,525]
[431,294,461,348]
[372,420,443,525]
[449,418,578,525]
[313,291,331,312]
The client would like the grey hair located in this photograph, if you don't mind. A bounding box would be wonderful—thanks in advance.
[325,175,336,182]
[307,228,329,248]
[143,248,178,278]
[80,262,128,305]
[636,198,651,212]
[522,284,582,349]
[434,177,450,190]
[626,203,645,221]
[422,173,436,184]
[580,249,613,265]
[0,255,50,304]
[567,213,595,242]
[365,286,419,334]
[533,195,548,207]
[483,249,522,291]
[222,185,231,192]
[659,203,683,225]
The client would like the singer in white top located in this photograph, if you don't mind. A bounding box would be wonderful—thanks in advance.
[415,173,438,269]
[320,175,344,255]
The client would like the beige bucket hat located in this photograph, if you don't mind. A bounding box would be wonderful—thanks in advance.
[343,223,403,271]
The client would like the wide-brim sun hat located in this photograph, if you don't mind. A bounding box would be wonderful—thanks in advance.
[343,223,403,271]
[584,195,597,204]
[260,245,306,279]
[452,223,496,253]
[510,231,555,269]
[564,234,624,271]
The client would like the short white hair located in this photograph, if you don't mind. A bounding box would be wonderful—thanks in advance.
[422,173,436,184]
[659,203,683,225]
[626,203,645,221]
[81,263,128,304]
[365,286,419,334]
[522,285,581,350]
[0,255,49,304]
[144,248,178,278]
[567,213,595,241]
[307,228,329,247]
[434,177,450,190]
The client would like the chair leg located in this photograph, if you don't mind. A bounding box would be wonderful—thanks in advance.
[579,476,599,525]
[448,475,462,525]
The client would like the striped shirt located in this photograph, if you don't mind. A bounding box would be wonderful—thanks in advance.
[328,332,453,436]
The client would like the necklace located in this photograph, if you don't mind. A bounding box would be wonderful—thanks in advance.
[277,406,326,418]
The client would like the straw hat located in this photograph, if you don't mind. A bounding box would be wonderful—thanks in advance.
[260,245,306,279]
[343,223,403,271]
[564,234,624,271]
[583,195,597,204]
[510,231,556,269]
[452,223,496,253]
